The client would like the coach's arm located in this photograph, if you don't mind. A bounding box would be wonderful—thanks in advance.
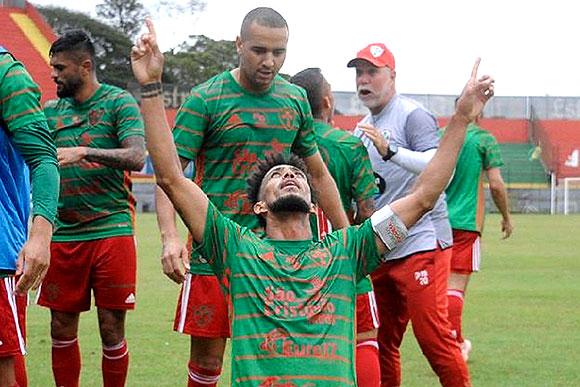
[131,19,209,243]
[375,60,494,255]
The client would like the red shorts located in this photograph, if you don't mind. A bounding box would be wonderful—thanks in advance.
[0,276,27,357]
[356,290,380,334]
[450,230,481,274]
[37,236,137,312]
[173,273,230,338]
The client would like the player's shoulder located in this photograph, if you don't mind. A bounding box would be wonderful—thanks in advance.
[273,75,308,100]
[100,83,136,101]
[470,124,497,141]
[191,71,230,96]
[398,95,435,118]
[43,97,71,112]
[180,71,230,108]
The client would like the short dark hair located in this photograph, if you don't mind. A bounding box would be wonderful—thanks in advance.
[290,68,325,119]
[240,7,288,39]
[50,30,95,64]
[246,153,315,206]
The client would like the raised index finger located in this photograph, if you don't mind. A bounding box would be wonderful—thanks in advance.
[145,17,156,37]
[470,57,481,80]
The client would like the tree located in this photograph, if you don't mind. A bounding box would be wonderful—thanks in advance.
[96,0,147,39]
[163,35,238,88]
[38,6,134,89]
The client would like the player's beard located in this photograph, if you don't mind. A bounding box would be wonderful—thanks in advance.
[56,76,83,98]
[269,194,311,214]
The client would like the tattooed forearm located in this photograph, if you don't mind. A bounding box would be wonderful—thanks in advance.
[85,136,145,171]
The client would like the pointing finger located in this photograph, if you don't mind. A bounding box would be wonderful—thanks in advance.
[470,57,481,80]
[145,17,156,37]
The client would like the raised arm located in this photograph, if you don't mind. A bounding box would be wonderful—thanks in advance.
[374,59,494,254]
[131,19,209,243]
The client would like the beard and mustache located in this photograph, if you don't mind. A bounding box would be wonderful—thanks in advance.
[56,76,83,98]
[268,194,311,214]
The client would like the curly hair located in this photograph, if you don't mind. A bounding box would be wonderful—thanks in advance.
[246,152,316,207]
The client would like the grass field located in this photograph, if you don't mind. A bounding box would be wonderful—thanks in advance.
[25,213,580,386]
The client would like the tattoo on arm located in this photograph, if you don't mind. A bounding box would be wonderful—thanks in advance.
[85,136,146,171]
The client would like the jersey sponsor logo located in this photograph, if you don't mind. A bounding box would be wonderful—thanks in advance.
[414,270,429,286]
[259,327,338,359]
[89,108,105,126]
[262,285,336,323]
[124,293,135,304]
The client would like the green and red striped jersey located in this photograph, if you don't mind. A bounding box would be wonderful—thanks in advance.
[199,202,381,385]
[314,121,377,212]
[312,121,378,294]
[0,52,45,131]
[174,71,318,274]
[444,123,504,232]
[45,84,144,241]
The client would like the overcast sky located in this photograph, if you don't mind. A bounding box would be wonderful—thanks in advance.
[32,0,579,96]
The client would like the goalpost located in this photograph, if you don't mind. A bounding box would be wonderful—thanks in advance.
[563,177,580,215]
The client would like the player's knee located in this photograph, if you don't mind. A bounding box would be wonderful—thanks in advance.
[99,324,125,347]
[50,313,78,338]
[191,354,223,371]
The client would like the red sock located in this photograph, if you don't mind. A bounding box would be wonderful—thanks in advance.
[102,339,129,387]
[14,354,27,387]
[187,361,221,386]
[356,340,381,387]
[52,336,81,387]
[447,289,465,343]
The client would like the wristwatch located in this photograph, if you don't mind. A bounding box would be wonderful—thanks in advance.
[382,143,399,161]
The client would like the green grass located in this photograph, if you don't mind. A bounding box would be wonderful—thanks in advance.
[25,214,580,386]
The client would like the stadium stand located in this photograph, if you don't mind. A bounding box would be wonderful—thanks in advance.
[0,1,56,102]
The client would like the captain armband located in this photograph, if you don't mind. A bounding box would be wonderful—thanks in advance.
[370,205,408,258]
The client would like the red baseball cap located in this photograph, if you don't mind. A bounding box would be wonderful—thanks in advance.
[347,43,395,70]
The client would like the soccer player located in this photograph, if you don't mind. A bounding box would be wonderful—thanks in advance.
[152,8,349,385]
[349,43,468,386]
[290,68,381,386]
[131,16,494,385]
[444,102,513,361]
[37,31,145,387]
[0,45,59,387]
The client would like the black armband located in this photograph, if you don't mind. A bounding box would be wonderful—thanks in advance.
[141,82,163,98]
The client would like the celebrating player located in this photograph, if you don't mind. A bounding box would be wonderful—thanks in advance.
[151,8,349,385]
[131,15,494,385]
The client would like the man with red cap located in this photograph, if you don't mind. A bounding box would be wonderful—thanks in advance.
[349,43,470,387]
